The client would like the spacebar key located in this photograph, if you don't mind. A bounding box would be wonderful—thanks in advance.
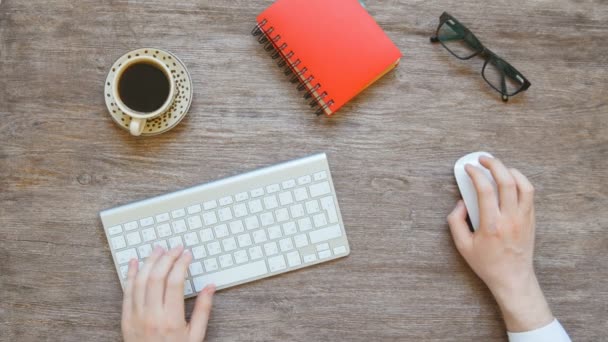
[192,260,268,291]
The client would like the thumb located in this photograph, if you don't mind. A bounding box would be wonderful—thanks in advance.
[447,200,473,254]
[189,284,216,342]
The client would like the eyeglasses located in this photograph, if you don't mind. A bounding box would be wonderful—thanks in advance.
[430,12,531,101]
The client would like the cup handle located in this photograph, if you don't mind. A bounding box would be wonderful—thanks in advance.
[129,118,146,136]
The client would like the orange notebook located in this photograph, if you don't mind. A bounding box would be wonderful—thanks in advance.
[254,0,402,116]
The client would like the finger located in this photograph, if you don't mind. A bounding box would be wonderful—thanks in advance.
[164,250,192,317]
[447,200,473,253]
[133,246,164,315]
[509,168,535,210]
[146,246,184,314]
[465,164,499,230]
[479,156,518,214]
[189,284,216,342]
[122,258,139,319]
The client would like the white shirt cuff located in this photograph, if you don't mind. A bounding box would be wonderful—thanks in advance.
[507,319,571,342]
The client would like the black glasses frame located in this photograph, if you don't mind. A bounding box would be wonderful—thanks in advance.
[430,12,531,101]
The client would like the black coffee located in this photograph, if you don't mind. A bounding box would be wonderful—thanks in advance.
[118,62,170,113]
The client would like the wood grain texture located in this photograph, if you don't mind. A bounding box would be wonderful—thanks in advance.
[1,0,606,341]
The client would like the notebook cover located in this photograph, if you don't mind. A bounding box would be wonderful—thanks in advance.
[256,0,402,115]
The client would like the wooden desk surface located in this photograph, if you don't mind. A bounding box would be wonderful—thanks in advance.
[1,0,606,341]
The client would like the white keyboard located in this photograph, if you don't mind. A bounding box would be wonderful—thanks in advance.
[100,153,350,297]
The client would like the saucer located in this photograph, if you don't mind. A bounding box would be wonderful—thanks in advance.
[104,48,193,136]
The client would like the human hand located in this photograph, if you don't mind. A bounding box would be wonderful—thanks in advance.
[122,246,216,342]
[447,156,553,332]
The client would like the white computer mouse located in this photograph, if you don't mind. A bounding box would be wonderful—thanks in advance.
[454,152,498,231]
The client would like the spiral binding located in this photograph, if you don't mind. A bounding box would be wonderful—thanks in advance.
[252,19,334,116]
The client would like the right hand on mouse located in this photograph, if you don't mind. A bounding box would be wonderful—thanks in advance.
[447,156,554,332]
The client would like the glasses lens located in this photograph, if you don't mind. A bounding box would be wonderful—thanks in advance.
[437,19,482,58]
[482,58,525,95]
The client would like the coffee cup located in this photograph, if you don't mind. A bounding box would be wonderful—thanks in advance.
[111,56,176,136]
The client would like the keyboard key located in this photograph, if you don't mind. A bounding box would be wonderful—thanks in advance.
[111,236,127,249]
[305,200,320,214]
[189,261,204,276]
[320,196,339,223]
[229,220,245,234]
[333,245,347,255]
[267,255,287,272]
[313,171,327,181]
[286,251,302,267]
[141,228,157,242]
[116,248,138,264]
[282,179,296,189]
[203,200,217,210]
[313,213,327,227]
[171,208,186,218]
[297,175,312,185]
[248,246,263,260]
[200,228,214,242]
[260,212,275,226]
[153,240,168,251]
[108,225,122,235]
[237,233,252,247]
[252,229,268,244]
[294,188,308,201]
[139,217,154,227]
[233,204,248,218]
[263,242,279,256]
[279,238,294,252]
[187,204,202,214]
[294,234,309,248]
[192,245,207,259]
[235,192,249,202]
[169,236,184,248]
[245,216,260,230]
[283,222,298,235]
[218,207,233,222]
[202,212,218,226]
[318,250,332,259]
[267,225,282,239]
[214,224,229,238]
[172,220,187,233]
[138,244,153,258]
[157,223,172,238]
[219,254,234,268]
[250,188,264,198]
[207,241,221,255]
[124,221,138,231]
[248,199,263,214]
[278,191,294,206]
[221,237,237,252]
[183,232,200,246]
[309,181,331,198]
[266,184,280,193]
[298,217,313,231]
[219,196,233,206]
[309,225,342,244]
[316,243,330,252]
[156,213,170,223]
[234,250,249,264]
[193,260,268,291]
[187,215,203,229]
[126,232,142,246]
[290,204,305,218]
[204,258,219,272]
[275,208,289,222]
[184,280,194,296]
[120,265,129,279]
[263,195,279,210]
